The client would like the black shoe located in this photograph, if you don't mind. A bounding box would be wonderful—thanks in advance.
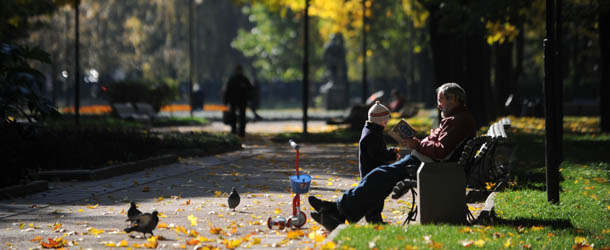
[308,196,337,212]
[310,208,343,231]
[365,214,387,225]
[391,179,417,199]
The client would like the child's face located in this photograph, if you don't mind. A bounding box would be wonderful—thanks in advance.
[379,120,388,127]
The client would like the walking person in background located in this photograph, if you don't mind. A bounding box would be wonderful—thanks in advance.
[223,64,253,137]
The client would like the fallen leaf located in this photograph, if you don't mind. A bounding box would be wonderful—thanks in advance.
[87,204,99,209]
[157,222,169,229]
[119,239,129,247]
[31,235,43,242]
[474,239,485,247]
[287,230,305,239]
[504,238,513,248]
[88,227,105,235]
[461,240,474,247]
[186,239,199,245]
[209,226,223,235]
[321,241,336,249]
[105,242,118,247]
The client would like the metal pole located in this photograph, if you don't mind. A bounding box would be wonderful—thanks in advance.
[302,0,309,135]
[74,0,80,126]
[361,0,368,104]
[544,0,560,204]
[188,0,194,117]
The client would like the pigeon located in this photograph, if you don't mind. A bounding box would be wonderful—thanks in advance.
[126,201,142,221]
[228,187,240,211]
[124,211,159,238]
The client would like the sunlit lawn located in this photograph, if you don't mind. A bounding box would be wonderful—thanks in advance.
[331,116,609,250]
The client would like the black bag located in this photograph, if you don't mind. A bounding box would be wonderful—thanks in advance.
[222,111,235,125]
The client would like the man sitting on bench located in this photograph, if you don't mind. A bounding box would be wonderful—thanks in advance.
[308,82,477,231]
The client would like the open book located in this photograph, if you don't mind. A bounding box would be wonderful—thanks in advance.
[388,119,417,143]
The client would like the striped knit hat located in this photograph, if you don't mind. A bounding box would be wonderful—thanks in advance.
[368,101,391,125]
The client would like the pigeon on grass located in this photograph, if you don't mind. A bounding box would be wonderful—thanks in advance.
[124,211,159,238]
[228,187,240,211]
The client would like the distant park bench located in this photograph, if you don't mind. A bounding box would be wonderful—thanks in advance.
[391,117,514,225]
[111,102,151,122]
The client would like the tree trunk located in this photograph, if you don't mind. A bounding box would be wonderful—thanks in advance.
[601,3,610,132]
[465,32,492,127]
[495,42,513,115]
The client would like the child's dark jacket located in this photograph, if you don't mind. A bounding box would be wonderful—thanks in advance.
[359,121,397,178]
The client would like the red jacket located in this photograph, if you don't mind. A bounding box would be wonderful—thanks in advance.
[415,106,476,160]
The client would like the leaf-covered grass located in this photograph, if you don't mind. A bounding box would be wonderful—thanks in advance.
[333,116,610,249]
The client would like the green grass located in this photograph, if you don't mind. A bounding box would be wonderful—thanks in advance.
[332,117,610,250]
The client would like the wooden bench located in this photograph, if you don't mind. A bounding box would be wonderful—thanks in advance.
[112,103,151,122]
[392,117,513,225]
[134,102,161,120]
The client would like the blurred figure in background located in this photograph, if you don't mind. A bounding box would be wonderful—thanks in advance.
[223,65,253,137]
[389,88,406,112]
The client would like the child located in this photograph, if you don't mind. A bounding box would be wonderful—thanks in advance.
[358,101,400,224]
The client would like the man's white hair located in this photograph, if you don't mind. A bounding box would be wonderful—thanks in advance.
[436,82,466,104]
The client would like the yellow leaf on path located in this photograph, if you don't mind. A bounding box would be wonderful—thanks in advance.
[321,241,336,249]
[174,225,188,235]
[351,183,358,187]
[88,204,99,209]
[131,243,143,248]
[158,212,168,218]
[88,227,104,235]
[186,239,199,245]
[225,239,243,249]
[209,226,223,235]
[287,230,305,239]
[31,236,42,242]
[251,238,261,244]
[119,240,129,247]
[105,242,118,247]
[274,208,282,214]
[77,208,84,213]
[214,191,222,197]
[327,182,333,186]
[157,196,164,202]
[157,222,169,229]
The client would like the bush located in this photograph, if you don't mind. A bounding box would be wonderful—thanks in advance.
[1,43,58,123]
[103,79,177,112]
[0,125,241,188]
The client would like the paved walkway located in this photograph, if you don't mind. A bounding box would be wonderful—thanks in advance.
[0,123,484,249]
[0,136,428,249]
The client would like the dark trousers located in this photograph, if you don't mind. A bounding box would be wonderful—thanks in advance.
[229,103,247,137]
[337,154,421,223]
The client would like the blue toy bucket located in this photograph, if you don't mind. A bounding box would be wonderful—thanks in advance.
[290,174,311,194]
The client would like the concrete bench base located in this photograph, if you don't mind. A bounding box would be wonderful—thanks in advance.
[417,162,467,224]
